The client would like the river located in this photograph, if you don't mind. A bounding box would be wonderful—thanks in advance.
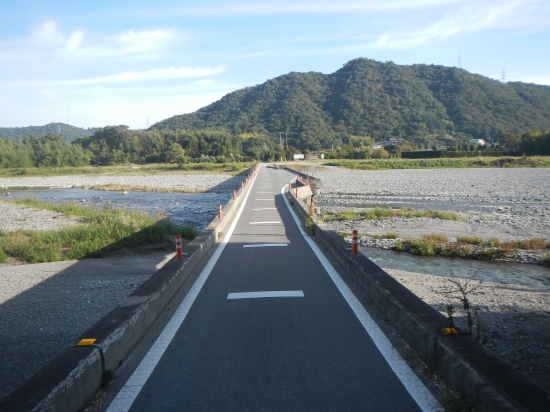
[6,187,229,230]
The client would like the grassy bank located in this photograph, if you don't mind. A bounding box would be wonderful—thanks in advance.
[322,207,461,222]
[0,199,198,264]
[0,162,255,178]
[349,232,550,264]
[325,156,550,170]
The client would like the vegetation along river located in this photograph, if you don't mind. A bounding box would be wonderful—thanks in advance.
[6,187,229,230]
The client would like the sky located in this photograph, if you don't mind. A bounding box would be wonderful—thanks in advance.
[0,0,549,130]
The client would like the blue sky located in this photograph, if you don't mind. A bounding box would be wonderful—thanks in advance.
[1,0,549,129]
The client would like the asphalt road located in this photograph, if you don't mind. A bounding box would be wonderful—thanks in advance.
[106,166,440,412]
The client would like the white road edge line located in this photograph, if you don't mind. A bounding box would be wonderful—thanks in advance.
[243,244,288,248]
[227,291,304,299]
[105,167,260,412]
[281,182,443,412]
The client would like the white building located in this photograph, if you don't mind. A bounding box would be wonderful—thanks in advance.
[470,139,486,145]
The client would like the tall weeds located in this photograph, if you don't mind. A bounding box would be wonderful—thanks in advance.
[1,199,198,263]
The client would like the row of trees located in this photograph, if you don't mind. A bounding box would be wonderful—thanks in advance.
[1,128,548,170]
[0,134,90,168]
[499,130,550,155]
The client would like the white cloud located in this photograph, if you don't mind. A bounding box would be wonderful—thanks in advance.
[58,66,226,85]
[66,31,85,51]
[21,22,177,59]
[373,1,529,49]
[1,66,226,88]
[174,0,461,16]
[108,29,176,53]
[33,21,64,46]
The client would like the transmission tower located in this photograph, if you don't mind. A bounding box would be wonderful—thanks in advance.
[66,108,70,124]
[458,55,461,68]
[500,68,506,83]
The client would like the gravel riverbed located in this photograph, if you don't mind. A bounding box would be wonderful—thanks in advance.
[0,173,239,193]
[309,166,550,392]
[314,167,550,242]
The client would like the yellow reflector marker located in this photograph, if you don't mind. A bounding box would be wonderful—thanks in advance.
[77,338,97,346]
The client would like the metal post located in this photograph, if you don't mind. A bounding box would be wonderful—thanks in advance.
[352,230,358,255]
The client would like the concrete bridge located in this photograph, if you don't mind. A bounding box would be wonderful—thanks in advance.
[3,164,549,412]
[104,164,440,411]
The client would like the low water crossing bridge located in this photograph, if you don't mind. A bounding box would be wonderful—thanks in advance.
[105,165,441,411]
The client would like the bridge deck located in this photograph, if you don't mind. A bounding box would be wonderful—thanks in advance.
[106,165,440,412]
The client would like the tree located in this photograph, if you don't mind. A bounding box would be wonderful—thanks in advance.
[372,148,390,159]
[165,142,187,163]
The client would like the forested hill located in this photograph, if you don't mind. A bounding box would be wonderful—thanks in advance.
[152,58,550,149]
[0,123,99,142]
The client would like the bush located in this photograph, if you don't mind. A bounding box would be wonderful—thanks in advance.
[337,210,358,220]
[457,236,483,245]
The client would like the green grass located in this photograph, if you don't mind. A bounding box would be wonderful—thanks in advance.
[457,236,484,245]
[0,162,255,178]
[336,210,358,220]
[0,198,199,263]
[393,233,549,262]
[323,207,460,222]
[325,156,550,170]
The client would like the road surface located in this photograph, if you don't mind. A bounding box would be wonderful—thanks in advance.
[106,165,441,411]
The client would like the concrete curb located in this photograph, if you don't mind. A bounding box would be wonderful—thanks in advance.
[283,172,550,412]
[0,165,260,412]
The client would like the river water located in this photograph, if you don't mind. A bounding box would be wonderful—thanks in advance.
[6,187,230,230]
[360,247,550,290]
[6,187,549,290]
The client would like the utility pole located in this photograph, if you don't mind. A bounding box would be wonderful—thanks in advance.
[279,132,283,162]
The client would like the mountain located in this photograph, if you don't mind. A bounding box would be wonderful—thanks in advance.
[0,123,99,142]
[152,58,550,149]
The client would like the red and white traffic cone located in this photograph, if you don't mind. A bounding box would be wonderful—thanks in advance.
[175,235,183,259]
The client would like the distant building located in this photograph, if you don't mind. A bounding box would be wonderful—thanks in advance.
[372,138,405,148]
[382,138,405,147]
[294,153,324,160]
[470,139,486,145]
